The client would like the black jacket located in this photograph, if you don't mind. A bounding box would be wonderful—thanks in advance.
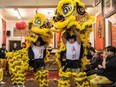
[0,48,7,58]
[102,55,116,82]
[90,57,102,70]
[28,46,34,60]
[86,47,94,59]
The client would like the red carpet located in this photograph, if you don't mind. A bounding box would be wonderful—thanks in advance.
[48,71,60,80]
[26,70,59,80]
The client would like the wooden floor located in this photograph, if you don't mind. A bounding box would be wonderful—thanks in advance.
[1,76,76,87]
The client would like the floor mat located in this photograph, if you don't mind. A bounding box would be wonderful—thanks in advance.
[26,70,59,81]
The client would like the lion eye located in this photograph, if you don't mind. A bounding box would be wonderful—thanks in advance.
[34,17,41,25]
[31,33,36,38]
[62,4,72,15]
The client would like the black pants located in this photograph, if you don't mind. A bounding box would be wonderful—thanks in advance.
[86,69,104,76]
[63,59,80,71]
[29,60,35,67]
[33,59,45,72]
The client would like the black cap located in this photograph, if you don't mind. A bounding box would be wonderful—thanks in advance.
[2,43,6,46]
[66,35,76,40]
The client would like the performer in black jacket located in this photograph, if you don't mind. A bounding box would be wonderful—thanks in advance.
[0,44,7,58]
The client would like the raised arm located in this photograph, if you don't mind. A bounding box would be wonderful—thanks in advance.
[102,57,106,69]
[44,44,47,48]
[30,41,34,47]
[62,31,67,44]
[73,29,81,44]
[98,53,107,69]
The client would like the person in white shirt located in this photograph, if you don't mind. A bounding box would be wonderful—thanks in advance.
[30,37,47,72]
[62,27,82,72]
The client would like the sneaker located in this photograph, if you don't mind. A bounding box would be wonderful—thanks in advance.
[17,85,25,87]
[0,81,5,85]
[12,85,17,87]
[20,85,25,87]
[29,78,33,82]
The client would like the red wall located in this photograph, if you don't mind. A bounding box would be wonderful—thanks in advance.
[111,24,116,47]
[2,19,6,44]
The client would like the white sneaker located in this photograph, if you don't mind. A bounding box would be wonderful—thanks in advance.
[17,85,25,87]
[0,81,5,85]
[17,85,20,87]
[21,85,25,87]
[12,85,17,87]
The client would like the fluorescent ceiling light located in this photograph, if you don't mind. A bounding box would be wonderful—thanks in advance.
[14,8,21,19]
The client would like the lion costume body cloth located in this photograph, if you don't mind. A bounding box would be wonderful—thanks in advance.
[53,0,94,87]
[6,13,53,87]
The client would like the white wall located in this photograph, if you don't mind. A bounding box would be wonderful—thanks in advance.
[89,29,94,47]
[105,19,112,47]
[0,16,2,47]
[6,20,26,50]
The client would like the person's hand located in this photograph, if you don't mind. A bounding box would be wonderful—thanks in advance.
[95,68,98,70]
[30,41,33,47]
[98,64,103,69]
[103,51,107,59]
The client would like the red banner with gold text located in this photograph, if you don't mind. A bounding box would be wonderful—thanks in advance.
[94,13,105,51]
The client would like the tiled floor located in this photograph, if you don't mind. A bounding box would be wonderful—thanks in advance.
[1,76,58,87]
[1,75,76,87]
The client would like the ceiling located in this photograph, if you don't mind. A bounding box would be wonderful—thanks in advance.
[0,0,98,21]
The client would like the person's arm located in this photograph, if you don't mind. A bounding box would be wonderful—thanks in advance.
[73,29,81,44]
[98,57,106,69]
[62,31,67,44]
[44,44,47,48]
[30,41,34,47]
[102,57,106,69]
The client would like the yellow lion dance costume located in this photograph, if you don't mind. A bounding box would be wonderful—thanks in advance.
[52,0,94,87]
[6,13,53,87]
[27,13,53,87]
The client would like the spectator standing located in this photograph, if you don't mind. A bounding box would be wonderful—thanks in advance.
[0,44,7,85]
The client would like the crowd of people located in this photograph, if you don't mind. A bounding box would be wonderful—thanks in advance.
[86,43,116,87]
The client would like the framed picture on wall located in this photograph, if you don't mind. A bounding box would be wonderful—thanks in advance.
[94,0,100,6]
[8,40,21,52]
[101,0,116,18]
